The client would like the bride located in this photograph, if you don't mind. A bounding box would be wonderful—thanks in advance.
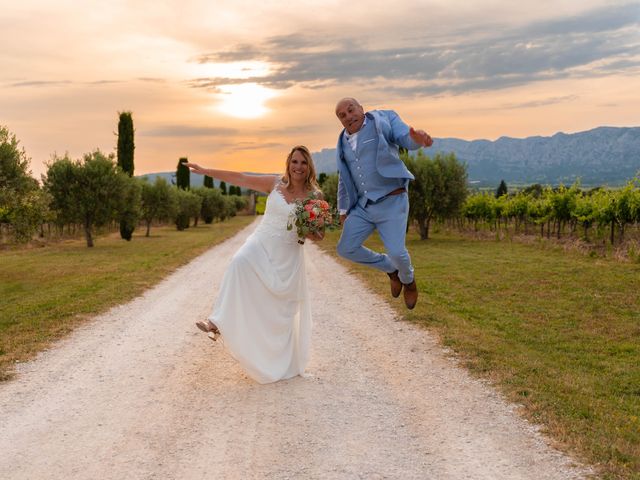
[185,146,324,384]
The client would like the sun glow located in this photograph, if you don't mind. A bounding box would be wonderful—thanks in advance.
[192,60,272,79]
[215,83,278,119]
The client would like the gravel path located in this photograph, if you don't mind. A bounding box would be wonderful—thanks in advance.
[0,220,593,479]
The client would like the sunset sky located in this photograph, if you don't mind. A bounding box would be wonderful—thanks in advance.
[2,0,639,179]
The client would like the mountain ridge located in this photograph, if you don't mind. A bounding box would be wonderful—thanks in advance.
[311,126,640,186]
[138,126,640,187]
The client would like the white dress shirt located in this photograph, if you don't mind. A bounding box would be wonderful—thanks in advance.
[340,117,369,214]
[343,117,368,152]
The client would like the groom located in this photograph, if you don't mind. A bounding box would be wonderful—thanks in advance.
[334,97,433,309]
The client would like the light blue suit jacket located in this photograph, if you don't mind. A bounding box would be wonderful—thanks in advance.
[336,110,420,213]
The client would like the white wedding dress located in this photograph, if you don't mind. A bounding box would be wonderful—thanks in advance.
[207,184,312,384]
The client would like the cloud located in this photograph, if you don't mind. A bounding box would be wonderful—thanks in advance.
[521,3,640,36]
[8,78,166,88]
[139,125,237,137]
[86,80,123,85]
[8,80,73,88]
[228,141,285,151]
[253,124,326,135]
[500,95,580,110]
[137,77,167,83]
[188,2,640,97]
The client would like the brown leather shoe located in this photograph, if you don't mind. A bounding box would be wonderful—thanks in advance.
[387,270,402,298]
[403,280,418,309]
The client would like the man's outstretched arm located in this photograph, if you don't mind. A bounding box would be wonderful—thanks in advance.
[385,110,433,150]
[409,127,433,148]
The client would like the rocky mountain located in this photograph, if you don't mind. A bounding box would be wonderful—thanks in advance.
[311,126,640,186]
[311,148,341,176]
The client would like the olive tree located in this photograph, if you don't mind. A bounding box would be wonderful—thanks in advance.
[174,188,201,230]
[43,150,132,247]
[0,125,44,243]
[403,150,468,239]
[140,177,178,236]
[194,187,225,224]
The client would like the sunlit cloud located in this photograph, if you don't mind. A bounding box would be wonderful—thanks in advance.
[189,60,273,79]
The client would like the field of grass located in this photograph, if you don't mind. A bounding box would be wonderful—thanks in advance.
[0,217,254,381]
[318,229,640,480]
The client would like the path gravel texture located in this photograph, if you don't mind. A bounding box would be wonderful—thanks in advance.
[0,220,593,479]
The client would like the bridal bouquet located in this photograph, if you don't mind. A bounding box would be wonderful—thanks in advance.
[287,196,338,244]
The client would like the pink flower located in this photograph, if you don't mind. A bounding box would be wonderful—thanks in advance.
[286,194,340,244]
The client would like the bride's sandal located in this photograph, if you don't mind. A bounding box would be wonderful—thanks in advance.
[196,320,221,341]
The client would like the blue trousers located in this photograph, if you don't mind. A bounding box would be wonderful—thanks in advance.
[337,192,414,284]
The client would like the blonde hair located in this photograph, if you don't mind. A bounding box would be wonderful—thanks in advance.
[281,145,321,193]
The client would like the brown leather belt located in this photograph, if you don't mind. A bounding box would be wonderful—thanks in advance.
[386,187,406,196]
[365,187,407,206]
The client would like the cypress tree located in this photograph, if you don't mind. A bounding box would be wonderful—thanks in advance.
[204,175,214,188]
[219,180,227,195]
[177,157,190,190]
[117,112,134,176]
[496,179,508,198]
[117,111,135,240]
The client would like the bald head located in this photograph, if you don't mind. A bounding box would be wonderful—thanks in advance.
[335,97,365,134]
[335,97,360,112]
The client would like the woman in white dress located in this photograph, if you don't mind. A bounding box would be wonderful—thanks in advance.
[185,146,324,384]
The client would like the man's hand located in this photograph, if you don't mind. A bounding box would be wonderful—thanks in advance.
[410,127,433,147]
[339,214,347,225]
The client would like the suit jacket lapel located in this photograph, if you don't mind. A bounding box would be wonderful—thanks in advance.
[355,117,375,159]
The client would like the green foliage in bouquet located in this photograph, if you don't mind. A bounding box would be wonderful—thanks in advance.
[286,194,340,244]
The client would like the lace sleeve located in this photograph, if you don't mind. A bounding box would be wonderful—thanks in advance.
[271,176,285,193]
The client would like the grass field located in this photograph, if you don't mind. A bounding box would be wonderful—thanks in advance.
[0,216,255,381]
[318,229,640,480]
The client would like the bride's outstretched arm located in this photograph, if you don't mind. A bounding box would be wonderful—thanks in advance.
[185,163,278,194]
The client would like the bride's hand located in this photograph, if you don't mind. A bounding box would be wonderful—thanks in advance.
[184,162,203,174]
[306,230,325,241]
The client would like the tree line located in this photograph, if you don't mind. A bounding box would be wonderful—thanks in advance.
[318,149,640,248]
[6,114,638,251]
[1,119,247,247]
